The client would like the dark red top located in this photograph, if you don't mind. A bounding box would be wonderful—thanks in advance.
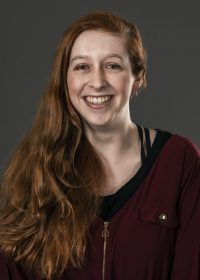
[0,129,200,279]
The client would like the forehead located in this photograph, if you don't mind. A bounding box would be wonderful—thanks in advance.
[70,30,127,57]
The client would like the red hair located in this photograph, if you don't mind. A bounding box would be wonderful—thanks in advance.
[0,10,147,279]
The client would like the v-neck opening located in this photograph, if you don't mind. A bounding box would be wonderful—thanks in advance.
[98,128,173,221]
[100,127,158,199]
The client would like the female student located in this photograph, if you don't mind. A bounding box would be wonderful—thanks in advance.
[0,10,199,280]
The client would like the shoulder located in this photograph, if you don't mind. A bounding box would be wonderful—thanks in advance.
[146,127,200,175]
[156,130,200,184]
[154,127,199,159]
[168,133,199,161]
[172,135,200,184]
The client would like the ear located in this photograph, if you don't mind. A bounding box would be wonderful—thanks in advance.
[130,79,142,99]
[132,80,141,92]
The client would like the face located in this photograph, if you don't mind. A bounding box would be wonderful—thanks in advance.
[67,30,138,131]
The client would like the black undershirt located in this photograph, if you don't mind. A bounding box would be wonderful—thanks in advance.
[99,125,172,221]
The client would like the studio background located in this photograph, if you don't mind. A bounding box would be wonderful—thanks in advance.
[0,0,199,174]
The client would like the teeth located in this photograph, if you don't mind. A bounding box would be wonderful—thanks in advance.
[85,96,112,104]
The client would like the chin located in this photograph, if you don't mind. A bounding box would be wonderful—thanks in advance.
[84,119,112,129]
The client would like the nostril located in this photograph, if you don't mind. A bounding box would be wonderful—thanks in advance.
[88,74,108,88]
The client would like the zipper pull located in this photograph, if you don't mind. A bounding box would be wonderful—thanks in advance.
[102,221,109,239]
[102,221,109,280]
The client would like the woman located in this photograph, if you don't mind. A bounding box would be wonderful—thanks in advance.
[0,10,199,280]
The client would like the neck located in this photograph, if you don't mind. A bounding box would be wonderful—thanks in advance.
[83,120,138,164]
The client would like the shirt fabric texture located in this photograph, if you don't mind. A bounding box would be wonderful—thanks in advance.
[0,126,200,280]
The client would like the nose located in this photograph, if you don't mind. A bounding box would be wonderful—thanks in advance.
[88,67,108,90]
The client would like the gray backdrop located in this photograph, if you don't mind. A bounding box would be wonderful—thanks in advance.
[1,0,200,174]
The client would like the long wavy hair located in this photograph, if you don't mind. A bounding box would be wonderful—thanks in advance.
[0,10,147,279]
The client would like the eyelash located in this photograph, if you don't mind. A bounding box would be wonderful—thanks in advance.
[106,64,122,70]
[74,64,89,71]
[73,63,122,71]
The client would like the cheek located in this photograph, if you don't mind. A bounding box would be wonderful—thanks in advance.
[67,75,86,111]
[67,77,85,106]
[67,74,79,93]
[115,75,133,95]
[66,76,76,105]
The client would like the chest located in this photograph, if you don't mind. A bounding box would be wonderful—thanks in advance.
[65,145,184,279]
[102,154,142,196]
[66,175,179,280]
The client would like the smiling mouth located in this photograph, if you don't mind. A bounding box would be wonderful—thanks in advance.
[83,95,113,105]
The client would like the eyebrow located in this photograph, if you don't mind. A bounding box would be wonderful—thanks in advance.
[70,55,89,63]
[70,53,124,64]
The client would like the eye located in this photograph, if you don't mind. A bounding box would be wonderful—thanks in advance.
[74,64,90,71]
[106,64,122,70]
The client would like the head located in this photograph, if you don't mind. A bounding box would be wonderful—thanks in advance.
[63,10,147,83]
[52,10,147,130]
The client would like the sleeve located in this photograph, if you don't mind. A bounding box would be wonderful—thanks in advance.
[170,139,200,279]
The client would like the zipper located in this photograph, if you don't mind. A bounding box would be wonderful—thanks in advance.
[102,221,109,280]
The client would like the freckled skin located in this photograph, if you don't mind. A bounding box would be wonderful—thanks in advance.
[67,30,138,132]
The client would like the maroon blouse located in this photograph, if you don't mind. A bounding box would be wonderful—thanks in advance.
[0,131,200,279]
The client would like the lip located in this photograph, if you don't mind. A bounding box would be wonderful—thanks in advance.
[82,95,114,109]
[82,95,113,98]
